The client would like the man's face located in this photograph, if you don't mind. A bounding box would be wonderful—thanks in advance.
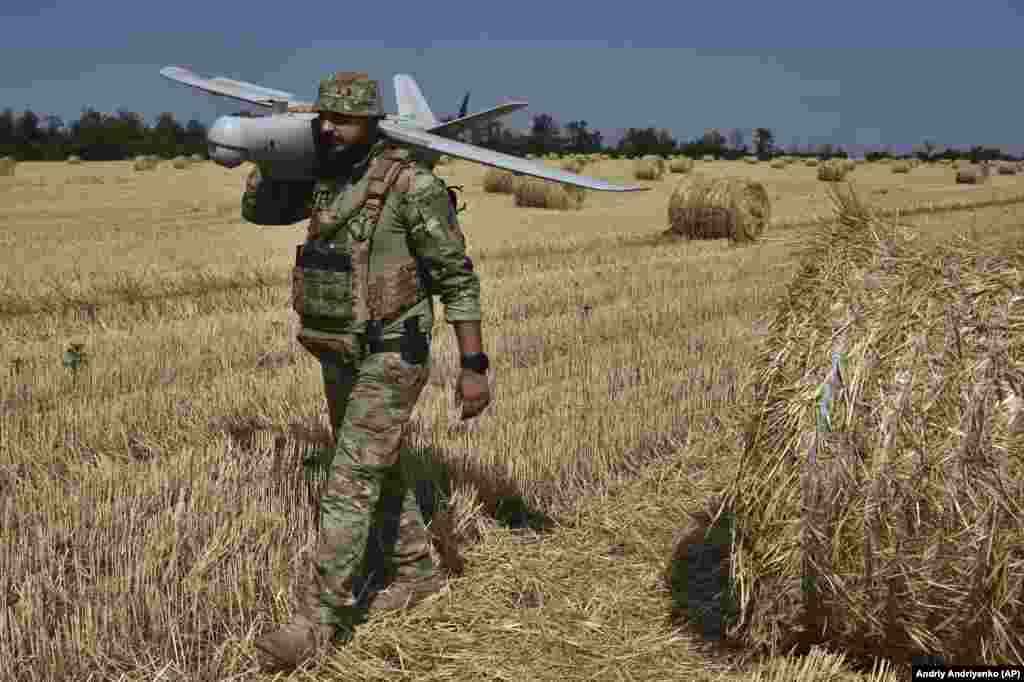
[319,112,378,147]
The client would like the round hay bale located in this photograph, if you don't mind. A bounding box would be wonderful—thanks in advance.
[560,159,585,174]
[701,155,715,162]
[666,174,770,243]
[133,155,158,172]
[891,162,910,173]
[816,160,848,182]
[67,155,82,164]
[513,177,585,210]
[956,164,990,184]
[482,167,523,194]
[668,157,695,174]
[769,159,788,169]
[997,162,1017,175]
[0,156,16,177]
[744,156,759,164]
[172,155,191,169]
[804,158,819,167]
[634,157,666,181]
[641,154,666,173]
[719,184,1024,667]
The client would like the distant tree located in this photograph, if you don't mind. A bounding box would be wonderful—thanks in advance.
[752,127,774,157]
[15,109,41,143]
[728,128,746,153]
[44,115,64,138]
[618,127,676,157]
[920,139,937,160]
[564,120,604,154]
[564,120,588,154]
[0,108,13,145]
[701,128,726,148]
[528,113,562,155]
[184,119,206,145]
[152,112,184,156]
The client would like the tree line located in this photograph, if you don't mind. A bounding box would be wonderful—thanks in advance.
[0,105,1017,164]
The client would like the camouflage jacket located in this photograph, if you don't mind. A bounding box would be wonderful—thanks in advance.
[241,139,480,341]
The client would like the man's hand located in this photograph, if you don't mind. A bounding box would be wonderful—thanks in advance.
[455,368,491,420]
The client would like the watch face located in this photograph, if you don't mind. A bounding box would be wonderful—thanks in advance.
[463,353,488,372]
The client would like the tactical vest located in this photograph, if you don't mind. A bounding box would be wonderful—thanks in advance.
[292,145,427,331]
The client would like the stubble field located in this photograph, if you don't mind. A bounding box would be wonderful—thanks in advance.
[2,157,1023,681]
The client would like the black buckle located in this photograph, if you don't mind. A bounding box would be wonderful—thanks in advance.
[365,319,383,353]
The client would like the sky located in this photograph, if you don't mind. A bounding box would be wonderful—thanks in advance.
[3,1,1024,156]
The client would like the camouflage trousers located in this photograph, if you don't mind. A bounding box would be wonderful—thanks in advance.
[297,329,433,626]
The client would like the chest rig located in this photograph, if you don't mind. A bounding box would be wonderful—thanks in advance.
[292,145,425,334]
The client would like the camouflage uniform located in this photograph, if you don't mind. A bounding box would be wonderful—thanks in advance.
[245,72,480,668]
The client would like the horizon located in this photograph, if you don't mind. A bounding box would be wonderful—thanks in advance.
[3,3,1024,156]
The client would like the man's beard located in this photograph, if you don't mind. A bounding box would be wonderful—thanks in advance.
[316,138,374,176]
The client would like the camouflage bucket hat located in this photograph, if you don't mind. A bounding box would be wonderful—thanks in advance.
[314,72,385,117]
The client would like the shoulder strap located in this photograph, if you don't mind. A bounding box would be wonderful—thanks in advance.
[363,147,417,224]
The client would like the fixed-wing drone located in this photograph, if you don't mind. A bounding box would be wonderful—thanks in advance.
[160,66,649,192]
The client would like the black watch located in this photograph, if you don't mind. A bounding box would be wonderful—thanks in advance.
[460,352,489,373]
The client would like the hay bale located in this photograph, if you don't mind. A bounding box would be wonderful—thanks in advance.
[997,162,1017,175]
[172,155,191,169]
[718,184,1024,668]
[816,160,848,182]
[641,154,666,173]
[769,159,788,169]
[666,174,770,243]
[669,157,695,174]
[891,162,910,173]
[560,159,585,174]
[804,158,819,167]
[744,156,759,164]
[0,156,16,177]
[513,176,585,210]
[956,164,990,185]
[482,167,523,194]
[634,157,666,181]
[67,155,82,164]
[133,155,159,172]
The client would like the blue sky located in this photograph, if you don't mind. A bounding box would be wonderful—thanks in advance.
[3,1,1024,155]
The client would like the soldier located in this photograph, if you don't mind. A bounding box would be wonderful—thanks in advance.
[243,71,491,670]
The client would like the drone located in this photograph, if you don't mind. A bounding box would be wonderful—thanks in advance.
[160,66,649,192]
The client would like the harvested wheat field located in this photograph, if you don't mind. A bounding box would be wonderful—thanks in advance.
[2,158,1024,681]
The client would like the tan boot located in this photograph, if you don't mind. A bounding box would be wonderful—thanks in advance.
[366,573,448,613]
[254,612,336,671]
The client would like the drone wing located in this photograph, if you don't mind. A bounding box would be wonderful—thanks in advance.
[380,121,649,192]
[159,66,315,111]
